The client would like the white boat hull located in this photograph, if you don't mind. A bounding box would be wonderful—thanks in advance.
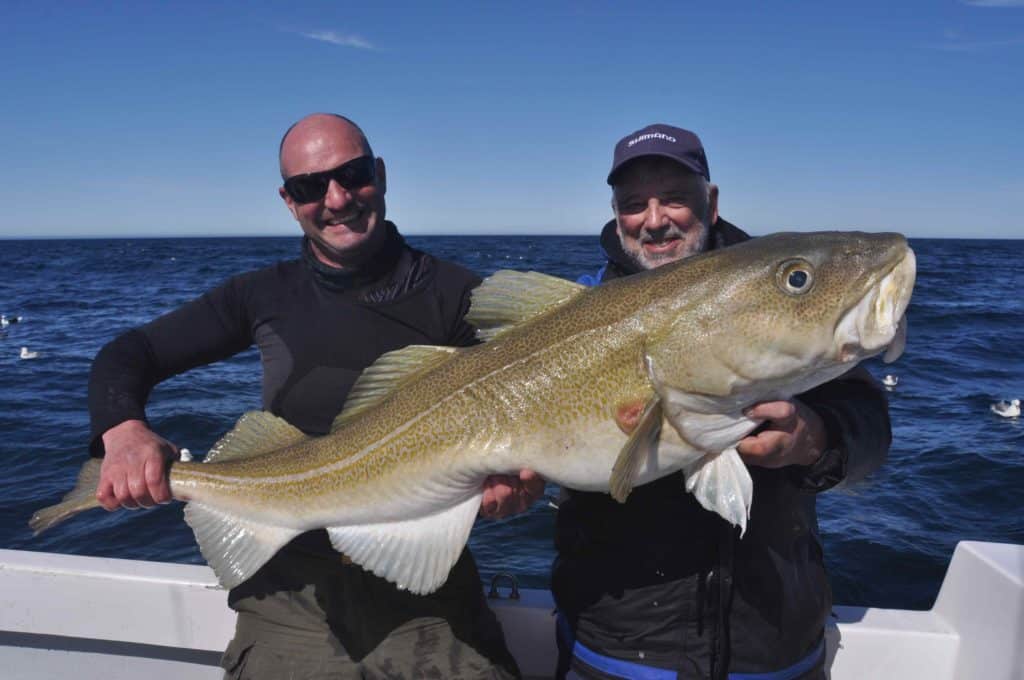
[0,542,1020,679]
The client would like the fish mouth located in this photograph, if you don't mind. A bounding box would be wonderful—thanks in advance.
[835,248,916,364]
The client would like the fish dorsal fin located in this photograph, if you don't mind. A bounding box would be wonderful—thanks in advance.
[205,411,309,463]
[609,396,663,503]
[184,502,301,589]
[331,345,459,431]
[466,270,586,341]
[326,489,484,595]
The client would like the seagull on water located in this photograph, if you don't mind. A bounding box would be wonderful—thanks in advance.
[19,347,39,360]
[1,315,24,328]
[882,375,899,388]
[990,399,1021,418]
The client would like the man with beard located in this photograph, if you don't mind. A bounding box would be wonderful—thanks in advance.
[88,113,540,679]
[552,124,891,680]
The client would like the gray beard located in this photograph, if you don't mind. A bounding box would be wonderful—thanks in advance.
[623,222,711,271]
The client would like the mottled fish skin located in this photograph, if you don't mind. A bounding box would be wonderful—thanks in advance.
[33,231,916,594]
[174,231,914,507]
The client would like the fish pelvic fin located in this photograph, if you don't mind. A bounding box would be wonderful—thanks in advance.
[466,270,585,342]
[325,490,483,595]
[682,447,753,536]
[205,411,309,463]
[28,458,103,534]
[610,396,663,503]
[332,345,459,430]
[649,369,758,532]
[184,502,300,590]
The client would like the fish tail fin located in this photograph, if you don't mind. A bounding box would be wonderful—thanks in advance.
[29,458,103,534]
[682,447,753,536]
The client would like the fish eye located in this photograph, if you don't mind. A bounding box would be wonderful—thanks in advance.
[777,260,814,295]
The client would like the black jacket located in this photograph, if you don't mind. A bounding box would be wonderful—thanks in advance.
[553,218,891,679]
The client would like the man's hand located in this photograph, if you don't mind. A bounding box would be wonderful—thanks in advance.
[96,419,179,510]
[737,400,827,469]
[479,469,545,519]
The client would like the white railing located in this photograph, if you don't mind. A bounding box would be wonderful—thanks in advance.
[0,542,1020,679]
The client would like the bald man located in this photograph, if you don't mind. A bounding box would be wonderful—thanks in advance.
[87,113,532,679]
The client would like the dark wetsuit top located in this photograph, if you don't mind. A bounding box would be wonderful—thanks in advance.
[86,224,518,672]
[88,222,478,443]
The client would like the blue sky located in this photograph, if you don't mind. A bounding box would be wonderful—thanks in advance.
[1,1,1022,239]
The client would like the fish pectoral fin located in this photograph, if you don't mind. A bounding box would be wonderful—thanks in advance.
[184,503,301,589]
[465,270,586,341]
[609,396,663,503]
[645,355,757,453]
[681,447,753,536]
[325,491,483,595]
[332,345,459,430]
[662,401,759,454]
[205,411,309,463]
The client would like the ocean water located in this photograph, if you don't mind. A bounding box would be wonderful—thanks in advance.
[0,235,1021,611]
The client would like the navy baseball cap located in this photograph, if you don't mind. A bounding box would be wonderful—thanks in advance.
[607,124,710,185]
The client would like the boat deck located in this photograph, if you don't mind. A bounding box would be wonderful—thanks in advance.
[0,541,1020,679]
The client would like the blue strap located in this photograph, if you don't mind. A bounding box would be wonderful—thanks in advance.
[558,614,824,680]
[728,639,824,680]
[558,614,675,679]
[574,642,678,679]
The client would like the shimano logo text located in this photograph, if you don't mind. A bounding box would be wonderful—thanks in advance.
[627,132,676,147]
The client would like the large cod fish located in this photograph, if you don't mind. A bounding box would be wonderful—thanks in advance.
[32,231,915,595]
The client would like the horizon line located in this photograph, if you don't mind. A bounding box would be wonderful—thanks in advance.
[1,233,1021,242]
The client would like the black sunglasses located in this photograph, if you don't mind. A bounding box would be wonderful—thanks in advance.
[283,155,376,204]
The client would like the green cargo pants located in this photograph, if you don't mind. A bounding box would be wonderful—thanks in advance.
[220,535,520,680]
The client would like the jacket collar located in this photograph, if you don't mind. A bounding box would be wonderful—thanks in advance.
[301,221,406,292]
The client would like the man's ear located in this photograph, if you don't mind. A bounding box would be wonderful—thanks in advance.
[611,194,622,230]
[279,186,300,220]
[708,183,719,225]
[376,157,387,195]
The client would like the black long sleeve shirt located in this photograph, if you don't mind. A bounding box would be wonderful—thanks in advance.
[88,223,480,451]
